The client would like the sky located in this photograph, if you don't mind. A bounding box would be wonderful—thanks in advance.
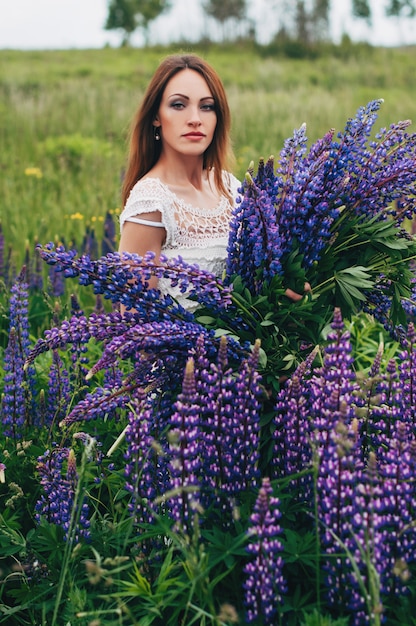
[0,0,415,50]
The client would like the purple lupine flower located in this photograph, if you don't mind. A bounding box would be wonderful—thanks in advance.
[365,323,416,446]
[227,168,283,293]
[81,226,98,259]
[275,124,342,268]
[364,356,402,451]
[376,422,416,598]
[102,361,124,420]
[310,308,361,446]
[36,447,90,542]
[402,274,416,320]
[272,346,320,500]
[37,244,235,321]
[244,477,286,625]
[396,322,416,428]
[59,382,136,427]
[317,417,366,620]
[66,293,90,390]
[168,357,202,531]
[222,339,262,494]
[25,309,246,420]
[48,261,65,297]
[2,327,26,439]
[45,350,71,427]
[191,334,233,509]
[124,395,170,529]
[24,242,43,291]
[186,336,261,525]
[2,267,37,437]
[25,300,247,432]
[102,211,116,256]
[31,240,44,291]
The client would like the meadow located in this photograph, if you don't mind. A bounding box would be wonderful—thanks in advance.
[1,43,416,626]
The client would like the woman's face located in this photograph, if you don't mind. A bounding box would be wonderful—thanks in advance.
[154,69,217,159]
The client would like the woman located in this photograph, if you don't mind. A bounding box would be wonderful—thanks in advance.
[119,53,240,308]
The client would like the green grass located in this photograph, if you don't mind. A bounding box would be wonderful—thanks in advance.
[1,42,416,269]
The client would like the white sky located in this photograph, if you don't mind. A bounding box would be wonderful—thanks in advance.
[0,0,414,50]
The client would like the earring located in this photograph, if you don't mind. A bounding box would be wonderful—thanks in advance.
[154,126,161,141]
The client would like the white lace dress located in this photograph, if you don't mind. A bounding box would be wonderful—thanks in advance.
[119,172,241,309]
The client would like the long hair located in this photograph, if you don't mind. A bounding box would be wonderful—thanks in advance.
[121,54,234,207]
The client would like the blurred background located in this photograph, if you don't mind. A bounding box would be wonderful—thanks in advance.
[1,0,415,50]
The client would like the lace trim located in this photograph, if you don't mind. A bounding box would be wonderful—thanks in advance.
[120,173,241,251]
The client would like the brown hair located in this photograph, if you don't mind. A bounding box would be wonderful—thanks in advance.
[121,54,234,207]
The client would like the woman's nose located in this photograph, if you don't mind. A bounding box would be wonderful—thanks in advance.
[188,107,202,125]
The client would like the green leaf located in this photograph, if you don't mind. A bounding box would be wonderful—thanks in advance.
[195,315,216,325]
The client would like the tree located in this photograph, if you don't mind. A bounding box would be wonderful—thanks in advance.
[267,0,330,44]
[312,0,330,40]
[203,0,247,41]
[385,0,416,17]
[295,0,310,42]
[105,0,171,46]
[351,0,371,20]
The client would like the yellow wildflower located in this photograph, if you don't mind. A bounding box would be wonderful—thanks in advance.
[25,167,43,179]
[70,212,84,220]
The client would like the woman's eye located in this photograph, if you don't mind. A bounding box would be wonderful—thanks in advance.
[171,102,185,109]
[201,103,216,111]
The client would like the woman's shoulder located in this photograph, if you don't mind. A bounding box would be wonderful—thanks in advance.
[127,176,170,200]
[123,177,175,213]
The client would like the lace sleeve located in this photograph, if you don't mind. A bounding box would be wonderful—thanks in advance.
[119,178,175,246]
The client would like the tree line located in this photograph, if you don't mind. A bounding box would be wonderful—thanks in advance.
[105,0,416,46]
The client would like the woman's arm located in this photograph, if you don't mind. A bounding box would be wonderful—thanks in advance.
[118,211,166,293]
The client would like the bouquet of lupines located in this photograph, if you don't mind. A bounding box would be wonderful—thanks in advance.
[215,98,416,386]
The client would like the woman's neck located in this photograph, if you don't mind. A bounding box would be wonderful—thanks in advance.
[149,153,208,191]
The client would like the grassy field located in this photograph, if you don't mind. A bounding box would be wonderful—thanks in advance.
[1,42,416,269]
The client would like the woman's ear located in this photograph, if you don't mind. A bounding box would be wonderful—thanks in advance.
[153,118,161,128]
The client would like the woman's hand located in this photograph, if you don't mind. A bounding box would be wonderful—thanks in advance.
[284,282,312,302]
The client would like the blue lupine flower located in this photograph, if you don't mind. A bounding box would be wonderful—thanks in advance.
[168,357,202,531]
[45,350,71,427]
[2,267,37,437]
[37,244,235,320]
[273,346,320,500]
[102,211,117,256]
[35,447,90,542]
[244,477,286,625]
[124,395,170,528]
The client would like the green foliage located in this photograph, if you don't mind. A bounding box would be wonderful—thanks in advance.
[41,133,113,173]
[300,609,349,626]
[105,0,171,44]
[203,0,247,25]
